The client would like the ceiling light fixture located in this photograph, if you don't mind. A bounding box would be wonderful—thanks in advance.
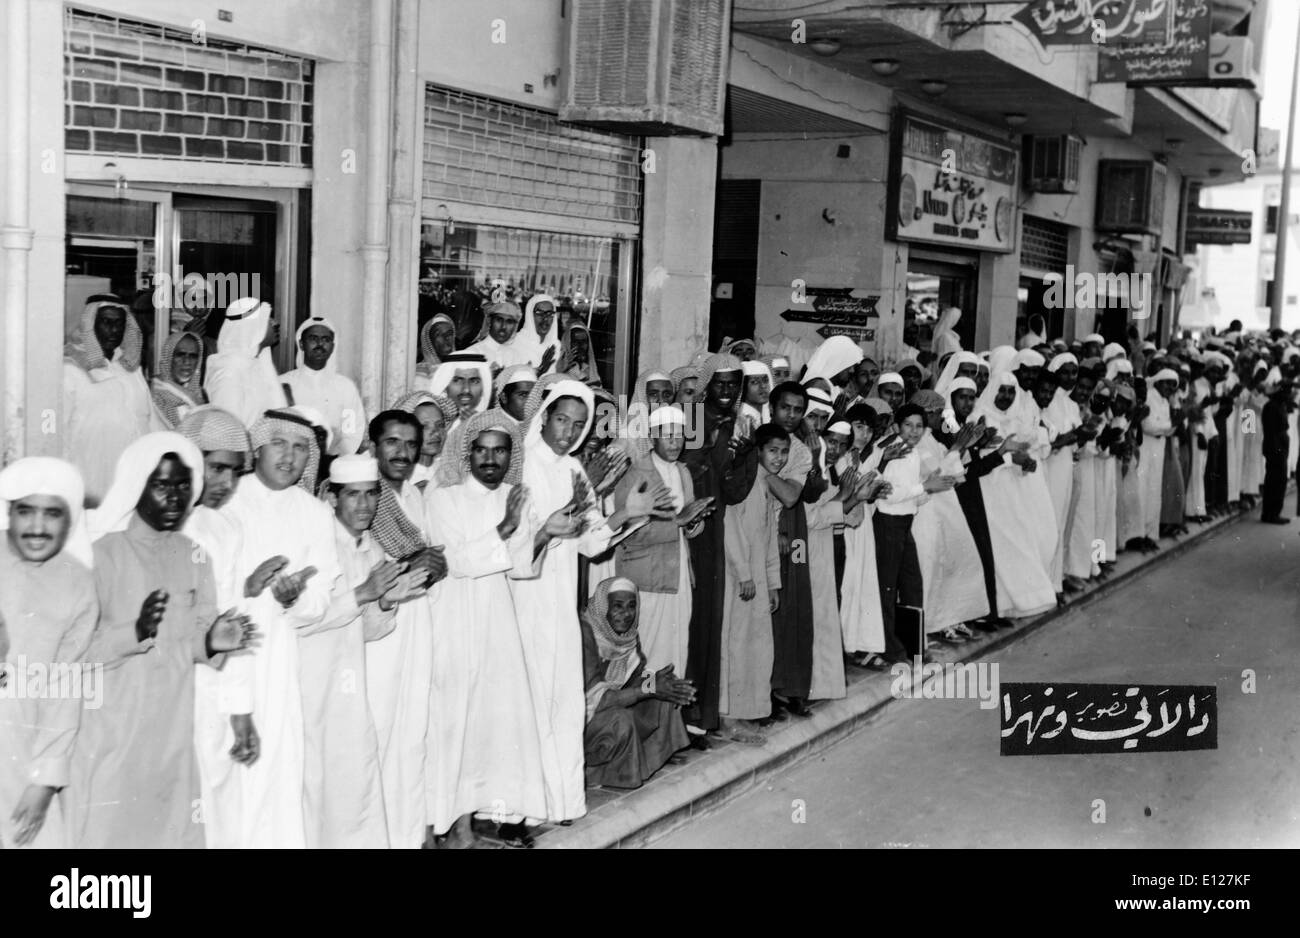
[920,79,948,96]
[809,38,841,56]
[1004,113,1028,128]
[871,58,900,76]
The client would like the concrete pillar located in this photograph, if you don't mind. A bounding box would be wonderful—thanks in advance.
[638,136,718,376]
[383,0,421,409]
[978,251,1021,350]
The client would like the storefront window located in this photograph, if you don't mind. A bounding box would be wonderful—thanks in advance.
[419,221,625,389]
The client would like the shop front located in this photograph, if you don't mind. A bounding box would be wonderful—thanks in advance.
[418,86,642,392]
[887,110,1020,357]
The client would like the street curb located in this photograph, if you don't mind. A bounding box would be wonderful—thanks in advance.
[538,502,1255,849]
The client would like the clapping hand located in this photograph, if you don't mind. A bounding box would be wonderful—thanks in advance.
[382,570,429,606]
[499,483,529,539]
[537,344,558,375]
[271,566,317,607]
[356,560,402,606]
[625,478,676,520]
[921,469,956,493]
[586,446,630,498]
[206,610,258,655]
[677,496,714,527]
[245,556,288,598]
[135,589,168,643]
[652,665,696,707]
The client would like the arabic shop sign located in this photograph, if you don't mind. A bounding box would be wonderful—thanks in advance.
[1186,208,1253,245]
[1097,0,1212,85]
[887,112,1019,254]
[781,287,879,327]
[1000,682,1217,756]
[1013,0,1175,46]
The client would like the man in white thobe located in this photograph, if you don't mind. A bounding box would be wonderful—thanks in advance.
[509,380,675,824]
[204,298,288,429]
[305,455,428,848]
[283,316,367,457]
[363,410,447,849]
[464,301,532,372]
[424,410,547,848]
[219,408,342,848]
[62,296,162,502]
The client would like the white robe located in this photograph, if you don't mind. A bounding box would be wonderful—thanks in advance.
[1186,377,1215,517]
[204,350,287,429]
[1042,391,1081,590]
[220,474,342,848]
[1139,393,1172,540]
[805,466,855,699]
[1241,392,1266,494]
[299,522,391,849]
[464,335,532,371]
[365,480,436,849]
[62,358,161,503]
[636,453,692,676]
[284,367,367,456]
[1094,420,1119,562]
[424,477,547,834]
[909,432,987,632]
[185,505,248,849]
[1064,439,1100,579]
[510,440,615,822]
[839,502,884,655]
[972,411,1057,619]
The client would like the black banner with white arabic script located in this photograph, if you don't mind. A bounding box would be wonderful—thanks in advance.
[1000,682,1217,755]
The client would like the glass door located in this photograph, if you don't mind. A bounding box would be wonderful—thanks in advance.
[64,186,171,377]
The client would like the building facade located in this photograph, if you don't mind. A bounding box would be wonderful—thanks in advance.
[0,0,1267,461]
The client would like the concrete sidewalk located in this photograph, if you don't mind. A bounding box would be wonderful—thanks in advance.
[533,500,1263,849]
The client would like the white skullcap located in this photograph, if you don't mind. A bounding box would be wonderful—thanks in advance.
[648,405,686,429]
[608,576,637,595]
[1152,368,1180,383]
[741,361,769,377]
[1047,353,1078,372]
[948,377,977,394]
[329,454,379,485]
[1283,347,1300,363]
[827,421,852,436]
[770,357,790,368]
[1082,333,1105,345]
[1101,342,1126,362]
[507,366,538,384]
[877,372,904,387]
[1014,349,1046,368]
[1142,341,1158,352]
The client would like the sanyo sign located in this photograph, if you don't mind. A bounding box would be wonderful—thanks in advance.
[1042,266,1153,320]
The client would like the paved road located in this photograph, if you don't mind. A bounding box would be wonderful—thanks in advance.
[654,517,1300,848]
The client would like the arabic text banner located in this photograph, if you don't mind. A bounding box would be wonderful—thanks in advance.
[1000,682,1217,756]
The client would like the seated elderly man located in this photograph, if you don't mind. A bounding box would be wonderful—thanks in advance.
[582,577,694,790]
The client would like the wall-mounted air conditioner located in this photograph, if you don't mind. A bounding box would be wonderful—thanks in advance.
[1096,160,1167,236]
[1206,36,1255,87]
[1026,135,1083,193]
[560,0,731,136]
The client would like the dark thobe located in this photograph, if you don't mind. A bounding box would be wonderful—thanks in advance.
[771,497,815,699]
[935,427,1004,617]
[1161,419,1187,526]
[582,625,689,789]
[71,516,222,849]
[681,405,737,731]
[1263,397,1290,520]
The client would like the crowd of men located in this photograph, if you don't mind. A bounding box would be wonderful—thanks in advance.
[1,291,1296,848]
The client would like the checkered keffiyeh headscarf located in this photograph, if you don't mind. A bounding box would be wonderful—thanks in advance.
[179,405,252,472]
[697,353,743,410]
[391,390,459,423]
[494,364,539,405]
[582,577,642,721]
[156,330,206,398]
[521,372,569,427]
[371,474,430,562]
[249,409,322,494]
[65,296,143,373]
[670,365,700,395]
[441,408,525,487]
[419,313,456,370]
